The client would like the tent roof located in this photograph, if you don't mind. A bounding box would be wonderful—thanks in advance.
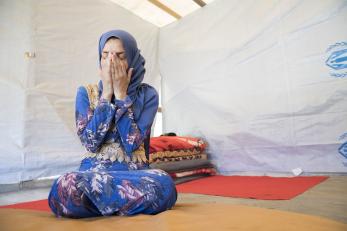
[109,0,216,27]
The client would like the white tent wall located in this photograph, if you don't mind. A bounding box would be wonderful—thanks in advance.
[159,0,347,174]
[0,0,160,184]
[0,0,33,185]
[1,0,346,186]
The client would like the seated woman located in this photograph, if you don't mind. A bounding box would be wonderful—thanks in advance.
[48,30,177,218]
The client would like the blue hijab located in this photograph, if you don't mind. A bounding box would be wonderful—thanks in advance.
[98,30,149,120]
[98,30,145,99]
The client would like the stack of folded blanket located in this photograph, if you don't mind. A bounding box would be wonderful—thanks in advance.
[149,135,216,184]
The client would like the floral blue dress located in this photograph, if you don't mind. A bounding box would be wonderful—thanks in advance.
[48,83,177,218]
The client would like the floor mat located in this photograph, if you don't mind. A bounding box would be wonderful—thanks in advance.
[0,175,328,212]
[0,199,50,212]
[176,175,328,200]
[0,203,345,231]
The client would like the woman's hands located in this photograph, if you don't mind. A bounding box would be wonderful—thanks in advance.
[100,55,113,101]
[100,53,133,101]
[111,54,133,100]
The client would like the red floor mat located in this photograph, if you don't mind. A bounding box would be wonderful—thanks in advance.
[0,175,328,212]
[176,175,328,200]
[0,199,50,212]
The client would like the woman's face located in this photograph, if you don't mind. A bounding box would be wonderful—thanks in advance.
[101,38,128,70]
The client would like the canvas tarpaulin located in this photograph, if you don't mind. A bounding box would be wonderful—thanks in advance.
[1,0,347,185]
[159,0,347,174]
[0,0,160,184]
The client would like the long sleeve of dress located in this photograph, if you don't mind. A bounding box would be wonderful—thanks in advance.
[75,86,116,153]
[115,86,159,155]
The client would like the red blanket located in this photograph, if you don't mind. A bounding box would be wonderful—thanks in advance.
[150,136,206,153]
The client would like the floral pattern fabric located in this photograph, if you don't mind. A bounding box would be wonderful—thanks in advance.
[75,86,148,155]
[49,169,177,218]
[48,85,177,218]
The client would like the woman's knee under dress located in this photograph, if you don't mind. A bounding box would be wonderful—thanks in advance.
[48,158,177,218]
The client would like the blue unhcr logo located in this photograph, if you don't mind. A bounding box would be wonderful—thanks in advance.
[326,41,347,78]
[339,142,347,159]
[338,132,347,159]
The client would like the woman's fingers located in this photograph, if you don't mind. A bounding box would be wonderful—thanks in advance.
[110,56,115,79]
[120,61,126,74]
[113,52,121,66]
[100,56,113,99]
[111,54,118,78]
[100,57,112,82]
[112,53,127,79]
[127,68,133,81]
[100,58,106,69]
[113,53,120,72]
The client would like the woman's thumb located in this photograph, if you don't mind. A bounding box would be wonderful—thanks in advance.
[128,68,134,79]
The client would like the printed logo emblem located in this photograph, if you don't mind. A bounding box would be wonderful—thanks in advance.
[326,42,347,78]
[338,133,347,159]
[339,142,347,159]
